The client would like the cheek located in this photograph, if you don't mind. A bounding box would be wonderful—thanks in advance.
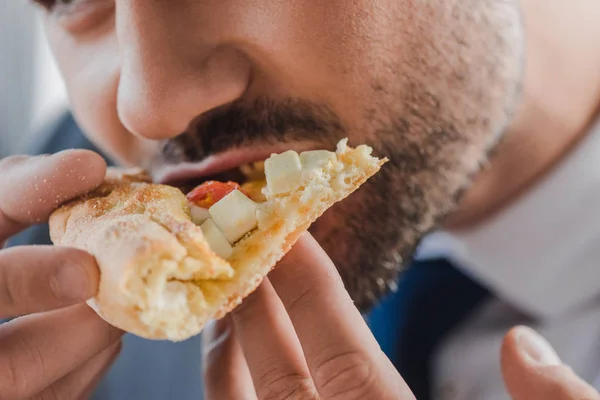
[46,25,150,166]
[242,1,411,136]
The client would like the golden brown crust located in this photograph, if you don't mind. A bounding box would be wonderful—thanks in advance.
[49,141,387,341]
[50,169,233,340]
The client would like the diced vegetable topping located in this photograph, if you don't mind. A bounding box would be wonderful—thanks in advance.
[264,150,302,195]
[208,190,259,243]
[187,181,243,209]
[200,219,234,259]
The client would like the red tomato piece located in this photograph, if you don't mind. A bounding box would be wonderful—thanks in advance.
[187,181,241,209]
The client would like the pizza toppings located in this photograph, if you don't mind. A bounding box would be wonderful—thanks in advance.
[264,150,303,195]
[208,190,259,244]
[187,180,262,258]
[300,150,336,170]
[239,161,265,182]
[187,148,337,259]
[200,218,234,259]
[187,181,243,209]
[190,204,211,225]
[240,180,267,203]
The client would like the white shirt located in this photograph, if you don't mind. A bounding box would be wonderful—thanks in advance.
[416,116,600,399]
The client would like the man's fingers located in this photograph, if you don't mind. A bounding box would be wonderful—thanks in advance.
[0,304,123,400]
[0,246,99,318]
[231,279,317,400]
[202,317,258,400]
[501,326,600,400]
[268,233,413,399]
[0,150,106,241]
[34,340,122,400]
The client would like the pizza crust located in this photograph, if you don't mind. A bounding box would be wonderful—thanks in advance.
[49,140,386,341]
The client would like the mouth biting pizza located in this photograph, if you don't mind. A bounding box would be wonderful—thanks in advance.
[49,139,387,341]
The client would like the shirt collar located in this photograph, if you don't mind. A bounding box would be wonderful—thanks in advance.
[417,117,600,319]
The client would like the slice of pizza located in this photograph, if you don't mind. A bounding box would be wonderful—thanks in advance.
[49,139,387,341]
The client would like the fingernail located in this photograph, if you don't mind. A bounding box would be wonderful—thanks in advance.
[51,263,92,300]
[204,319,217,334]
[516,326,561,366]
[202,318,231,353]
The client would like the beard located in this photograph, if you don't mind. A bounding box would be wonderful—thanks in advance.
[149,2,524,312]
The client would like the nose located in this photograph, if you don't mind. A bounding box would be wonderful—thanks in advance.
[115,1,252,140]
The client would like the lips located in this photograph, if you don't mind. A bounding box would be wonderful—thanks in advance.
[152,142,318,191]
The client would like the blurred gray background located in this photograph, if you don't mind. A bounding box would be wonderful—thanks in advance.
[0,2,67,157]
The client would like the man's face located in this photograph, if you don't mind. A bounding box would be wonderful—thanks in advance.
[37,0,523,309]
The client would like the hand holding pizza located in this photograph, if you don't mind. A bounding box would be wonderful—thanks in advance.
[203,236,600,400]
[0,151,122,399]
[202,233,416,400]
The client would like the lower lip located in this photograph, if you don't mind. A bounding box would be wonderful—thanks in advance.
[153,143,317,185]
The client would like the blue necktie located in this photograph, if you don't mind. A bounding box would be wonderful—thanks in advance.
[367,258,490,400]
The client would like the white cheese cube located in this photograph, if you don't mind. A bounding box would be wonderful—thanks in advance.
[190,204,210,225]
[209,190,258,243]
[300,150,336,170]
[264,150,302,195]
[200,219,234,259]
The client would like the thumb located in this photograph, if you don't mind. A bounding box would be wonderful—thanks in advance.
[501,326,600,400]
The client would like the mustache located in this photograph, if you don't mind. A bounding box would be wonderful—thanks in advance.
[158,97,345,164]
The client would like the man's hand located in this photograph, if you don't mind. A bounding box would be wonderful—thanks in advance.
[202,233,416,400]
[0,151,122,400]
[202,233,600,400]
[501,326,600,400]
